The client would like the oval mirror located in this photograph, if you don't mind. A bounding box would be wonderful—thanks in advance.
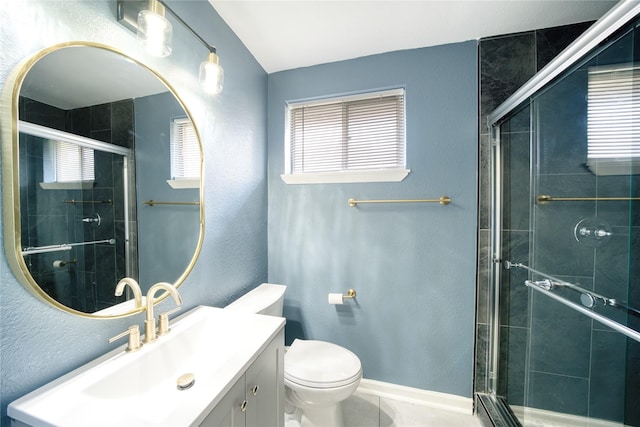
[1,42,204,318]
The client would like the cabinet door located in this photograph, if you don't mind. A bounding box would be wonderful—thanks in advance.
[200,377,247,427]
[245,330,284,427]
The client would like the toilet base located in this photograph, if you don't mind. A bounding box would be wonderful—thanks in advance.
[300,403,344,427]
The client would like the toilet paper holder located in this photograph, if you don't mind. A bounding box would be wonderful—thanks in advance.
[328,289,357,305]
[343,289,357,299]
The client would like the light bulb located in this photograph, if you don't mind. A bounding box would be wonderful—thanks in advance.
[137,2,172,57]
[200,52,224,94]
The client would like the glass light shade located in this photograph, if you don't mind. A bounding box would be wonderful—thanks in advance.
[200,52,224,94]
[137,9,173,57]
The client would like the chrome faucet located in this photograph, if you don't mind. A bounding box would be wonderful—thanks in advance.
[114,278,143,309]
[144,282,182,344]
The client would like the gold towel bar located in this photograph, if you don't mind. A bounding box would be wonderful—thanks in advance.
[348,196,451,207]
[537,195,640,204]
[143,200,200,207]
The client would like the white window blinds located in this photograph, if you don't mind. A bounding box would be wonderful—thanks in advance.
[43,140,95,182]
[587,63,640,175]
[284,88,407,183]
[170,117,200,180]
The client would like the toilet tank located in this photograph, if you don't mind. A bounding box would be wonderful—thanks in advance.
[224,283,286,316]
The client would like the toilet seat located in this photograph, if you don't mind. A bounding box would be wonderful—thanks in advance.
[285,339,362,389]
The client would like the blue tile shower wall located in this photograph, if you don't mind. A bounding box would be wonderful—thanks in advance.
[528,23,638,421]
[475,21,594,396]
[267,42,479,397]
[0,1,267,425]
[477,19,640,424]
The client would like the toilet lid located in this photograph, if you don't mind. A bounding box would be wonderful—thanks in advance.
[285,339,362,388]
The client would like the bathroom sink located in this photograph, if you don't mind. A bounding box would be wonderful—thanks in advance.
[8,306,285,427]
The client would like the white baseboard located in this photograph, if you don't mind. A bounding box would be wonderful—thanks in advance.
[355,378,474,415]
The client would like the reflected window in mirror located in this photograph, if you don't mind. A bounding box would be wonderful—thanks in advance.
[169,117,200,189]
[43,140,95,185]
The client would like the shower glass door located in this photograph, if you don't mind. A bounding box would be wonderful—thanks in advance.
[493,16,640,427]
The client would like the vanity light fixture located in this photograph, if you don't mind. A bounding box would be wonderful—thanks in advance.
[136,0,172,57]
[199,49,224,94]
[117,0,224,94]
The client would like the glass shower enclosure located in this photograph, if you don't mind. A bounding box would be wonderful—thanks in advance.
[486,2,640,426]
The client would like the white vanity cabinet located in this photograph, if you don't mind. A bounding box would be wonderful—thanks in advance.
[200,329,284,427]
[8,307,285,427]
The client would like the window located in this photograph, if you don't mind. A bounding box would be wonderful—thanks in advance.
[42,139,95,186]
[587,63,640,175]
[282,88,409,184]
[169,117,200,189]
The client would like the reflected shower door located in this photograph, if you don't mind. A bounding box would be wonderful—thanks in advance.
[18,129,134,313]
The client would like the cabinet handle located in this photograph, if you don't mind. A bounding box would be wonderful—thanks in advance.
[251,385,260,396]
[240,400,248,412]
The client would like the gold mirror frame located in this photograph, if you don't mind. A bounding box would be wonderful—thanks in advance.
[1,41,204,318]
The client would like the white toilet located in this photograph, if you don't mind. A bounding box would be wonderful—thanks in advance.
[225,283,362,427]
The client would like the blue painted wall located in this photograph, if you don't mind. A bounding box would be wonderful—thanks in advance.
[135,91,201,290]
[1,2,479,425]
[267,42,479,397]
[0,1,267,425]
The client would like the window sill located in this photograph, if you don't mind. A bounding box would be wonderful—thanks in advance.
[39,181,94,190]
[281,169,410,184]
[167,179,200,189]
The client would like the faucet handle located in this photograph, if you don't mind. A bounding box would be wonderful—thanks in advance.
[158,306,181,336]
[109,325,142,352]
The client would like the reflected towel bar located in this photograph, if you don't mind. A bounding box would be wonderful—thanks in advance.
[143,200,200,207]
[348,196,451,207]
[537,194,640,204]
[63,199,112,205]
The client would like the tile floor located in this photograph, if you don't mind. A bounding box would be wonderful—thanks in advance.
[343,392,483,427]
[286,391,483,427]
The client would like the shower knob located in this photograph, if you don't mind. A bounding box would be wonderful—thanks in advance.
[574,217,612,247]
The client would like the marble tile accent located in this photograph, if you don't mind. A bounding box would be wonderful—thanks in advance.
[476,229,490,325]
[535,22,594,71]
[478,134,491,230]
[474,324,489,394]
[479,32,535,134]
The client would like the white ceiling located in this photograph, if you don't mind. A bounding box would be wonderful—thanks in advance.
[209,0,619,73]
[21,47,168,110]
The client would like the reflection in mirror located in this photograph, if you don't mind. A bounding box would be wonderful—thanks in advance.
[18,120,133,313]
[5,43,203,317]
